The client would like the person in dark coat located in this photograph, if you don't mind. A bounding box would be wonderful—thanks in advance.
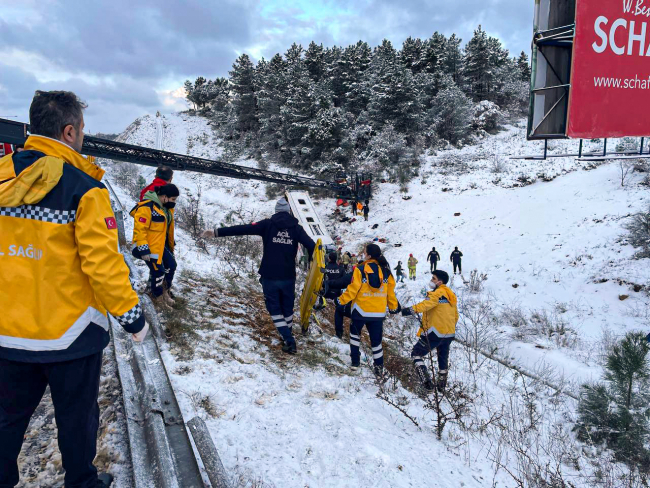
[394,261,406,283]
[324,252,345,295]
[450,247,463,275]
[323,259,352,339]
[363,203,369,221]
[202,198,315,354]
[427,247,441,272]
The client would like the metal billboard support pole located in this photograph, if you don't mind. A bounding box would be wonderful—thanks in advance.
[578,139,583,158]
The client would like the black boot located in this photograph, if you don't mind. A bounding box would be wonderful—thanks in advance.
[374,365,388,383]
[282,340,297,354]
[416,365,435,392]
[97,473,114,488]
[436,370,448,392]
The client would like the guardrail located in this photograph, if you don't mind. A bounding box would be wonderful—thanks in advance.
[105,179,232,488]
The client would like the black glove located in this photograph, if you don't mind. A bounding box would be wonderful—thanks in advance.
[401,307,413,317]
[322,280,330,297]
[389,303,402,315]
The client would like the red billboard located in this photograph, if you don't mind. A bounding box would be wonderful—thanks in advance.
[567,0,650,138]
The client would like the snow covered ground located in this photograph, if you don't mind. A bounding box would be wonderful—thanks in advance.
[100,112,650,487]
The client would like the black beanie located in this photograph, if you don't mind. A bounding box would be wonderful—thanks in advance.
[328,252,338,262]
[155,184,180,197]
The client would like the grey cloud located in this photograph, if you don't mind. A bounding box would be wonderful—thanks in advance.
[0,0,254,80]
[0,63,163,132]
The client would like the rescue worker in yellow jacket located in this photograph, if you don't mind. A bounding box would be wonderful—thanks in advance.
[408,254,418,280]
[336,244,401,379]
[0,90,146,488]
[130,184,178,308]
[402,270,458,392]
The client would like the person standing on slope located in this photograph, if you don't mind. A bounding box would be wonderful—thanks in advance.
[130,184,179,309]
[202,198,315,354]
[363,201,369,221]
[427,247,441,272]
[336,244,400,378]
[450,247,463,275]
[402,270,457,392]
[341,251,351,272]
[408,253,418,280]
[139,165,173,201]
[0,90,147,488]
[323,252,348,339]
[394,261,406,283]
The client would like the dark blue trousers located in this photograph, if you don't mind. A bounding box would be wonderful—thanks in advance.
[0,352,103,488]
[411,331,453,371]
[146,248,176,297]
[261,278,296,345]
[334,303,351,338]
[350,319,384,367]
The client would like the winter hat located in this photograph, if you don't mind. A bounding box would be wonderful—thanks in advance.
[155,184,179,197]
[275,198,291,214]
[328,252,338,262]
[409,253,413,257]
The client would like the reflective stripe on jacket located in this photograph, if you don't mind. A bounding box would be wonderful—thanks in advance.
[411,284,458,338]
[336,259,398,321]
[0,135,143,362]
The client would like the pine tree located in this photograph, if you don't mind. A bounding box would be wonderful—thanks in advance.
[401,37,424,73]
[368,39,423,133]
[462,25,491,99]
[184,80,197,110]
[429,83,474,143]
[575,332,650,472]
[344,41,372,116]
[280,45,316,166]
[256,54,288,155]
[305,41,326,82]
[229,54,258,132]
[444,34,463,84]
[421,32,447,75]
[517,51,532,82]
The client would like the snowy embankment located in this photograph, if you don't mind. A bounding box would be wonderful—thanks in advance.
[102,113,650,487]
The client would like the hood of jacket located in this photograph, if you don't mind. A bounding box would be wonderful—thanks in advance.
[143,190,172,223]
[427,284,457,307]
[0,135,104,208]
[271,211,298,229]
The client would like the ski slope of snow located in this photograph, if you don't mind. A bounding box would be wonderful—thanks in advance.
[101,113,650,487]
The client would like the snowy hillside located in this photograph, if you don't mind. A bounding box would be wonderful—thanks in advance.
[101,113,650,487]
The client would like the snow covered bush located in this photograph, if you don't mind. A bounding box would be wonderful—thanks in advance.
[429,85,474,145]
[472,101,503,132]
[363,123,407,170]
[625,206,650,258]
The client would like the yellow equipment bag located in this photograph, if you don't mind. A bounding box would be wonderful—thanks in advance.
[299,239,326,333]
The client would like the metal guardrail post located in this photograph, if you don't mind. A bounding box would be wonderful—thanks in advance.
[115,209,127,247]
[187,417,232,488]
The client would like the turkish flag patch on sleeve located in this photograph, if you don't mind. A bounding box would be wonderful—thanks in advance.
[105,217,117,229]
[139,217,147,223]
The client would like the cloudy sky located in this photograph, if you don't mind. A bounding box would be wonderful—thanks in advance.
[0,0,533,134]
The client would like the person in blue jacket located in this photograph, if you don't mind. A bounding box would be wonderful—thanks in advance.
[203,198,315,354]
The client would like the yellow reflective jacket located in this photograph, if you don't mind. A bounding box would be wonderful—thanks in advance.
[129,193,175,264]
[408,256,418,269]
[412,284,458,338]
[0,135,143,362]
[336,259,399,320]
